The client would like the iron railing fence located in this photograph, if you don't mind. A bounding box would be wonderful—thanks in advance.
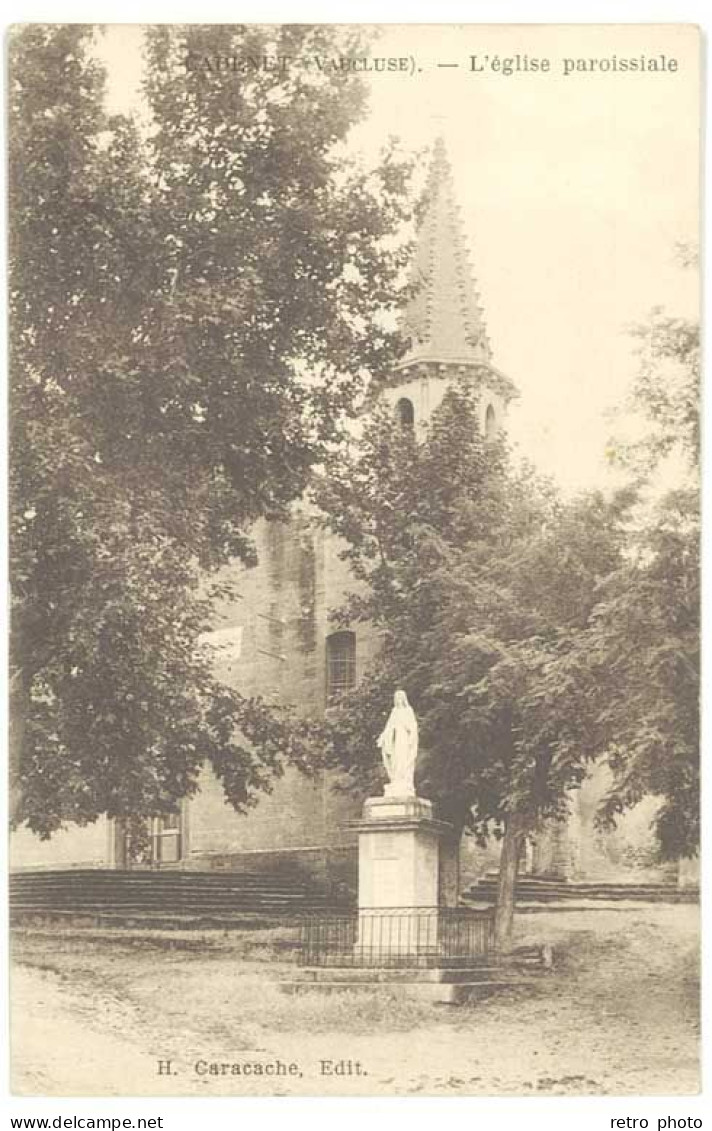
[300,906,495,968]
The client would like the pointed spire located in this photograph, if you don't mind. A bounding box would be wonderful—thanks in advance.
[398,137,492,371]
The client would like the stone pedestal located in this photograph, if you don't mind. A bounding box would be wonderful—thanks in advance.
[282,791,499,992]
[348,795,453,960]
[355,796,448,908]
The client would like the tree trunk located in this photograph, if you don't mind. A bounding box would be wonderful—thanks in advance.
[494,813,526,953]
[8,668,26,825]
[438,825,462,907]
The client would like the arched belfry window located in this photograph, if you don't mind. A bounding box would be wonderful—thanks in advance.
[326,630,356,704]
[485,403,497,442]
[396,397,415,428]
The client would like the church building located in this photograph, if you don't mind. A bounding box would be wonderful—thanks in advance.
[11,140,689,894]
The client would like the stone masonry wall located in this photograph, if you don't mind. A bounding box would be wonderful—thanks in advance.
[191,508,380,868]
[11,817,112,872]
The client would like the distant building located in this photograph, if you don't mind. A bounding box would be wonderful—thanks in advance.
[11,140,690,891]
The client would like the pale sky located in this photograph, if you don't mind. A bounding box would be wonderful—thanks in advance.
[96,23,700,493]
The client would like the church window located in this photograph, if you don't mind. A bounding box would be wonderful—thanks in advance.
[396,397,415,428]
[326,630,356,704]
[122,810,183,867]
[485,403,497,441]
[154,812,182,864]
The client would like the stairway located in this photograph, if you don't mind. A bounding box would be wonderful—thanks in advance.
[9,867,339,927]
[465,874,697,904]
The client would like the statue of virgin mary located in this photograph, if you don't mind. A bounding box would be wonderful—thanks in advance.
[377,689,419,797]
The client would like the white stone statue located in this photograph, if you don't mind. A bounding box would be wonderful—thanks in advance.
[377,689,419,797]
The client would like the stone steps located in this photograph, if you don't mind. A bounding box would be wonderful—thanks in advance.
[467,875,697,904]
[281,980,528,1003]
[10,868,313,889]
[9,868,337,923]
[285,944,549,1004]
[297,964,509,984]
[11,909,310,932]
[282,965,534,1004]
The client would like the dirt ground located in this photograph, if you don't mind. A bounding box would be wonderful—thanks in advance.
[10,903,700,1097]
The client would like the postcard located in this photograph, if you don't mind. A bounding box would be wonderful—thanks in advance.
[8,23,700,1096]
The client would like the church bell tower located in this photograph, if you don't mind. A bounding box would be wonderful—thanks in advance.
[383,137,517,436]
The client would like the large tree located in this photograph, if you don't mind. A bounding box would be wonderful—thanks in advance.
[9,24,413,836]
[561,488,699,860]
[561,293,700,862]
[315,269,700,943]
[315,383,631,948]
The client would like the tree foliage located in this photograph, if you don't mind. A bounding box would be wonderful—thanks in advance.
[613,307,699,478]
[317,261,700,869]
[571,287,700,859]
[9,24,413,835]
[573,489,699,858]
[315,385,630,842]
